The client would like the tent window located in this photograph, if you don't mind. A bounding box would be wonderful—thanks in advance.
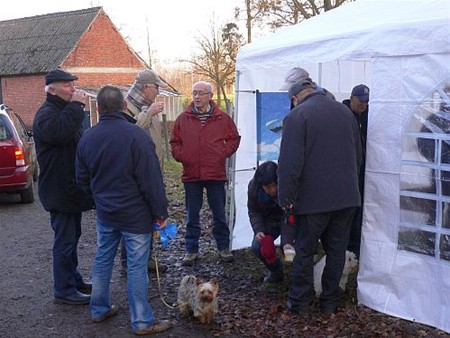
[399,82,450,262]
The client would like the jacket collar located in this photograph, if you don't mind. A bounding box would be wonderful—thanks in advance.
[46,93,69,109]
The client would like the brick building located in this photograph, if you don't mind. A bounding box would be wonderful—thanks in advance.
[0,7,181,127]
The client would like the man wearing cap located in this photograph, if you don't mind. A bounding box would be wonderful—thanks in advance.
[342,84,370,258]
[124,69,166,163]
[120,69,168,274]
[280,67,335,108]
[277,79,362,316]
[33,68,94,305]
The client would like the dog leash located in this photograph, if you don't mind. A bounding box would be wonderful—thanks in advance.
[153,252,179,310]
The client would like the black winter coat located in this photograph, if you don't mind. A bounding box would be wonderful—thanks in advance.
[247,178,284,234]
[33,94,94,213]
[278,92,362,214]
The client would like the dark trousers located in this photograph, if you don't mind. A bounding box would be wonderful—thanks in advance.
[50,211,84,297]
[288,207,355,311]
[183,181,229,253]
[347,206,362,257]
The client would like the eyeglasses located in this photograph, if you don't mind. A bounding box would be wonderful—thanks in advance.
[192,91,211,97]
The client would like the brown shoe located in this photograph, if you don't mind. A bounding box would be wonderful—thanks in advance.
[91,305,119,323]
[133,320,173,335]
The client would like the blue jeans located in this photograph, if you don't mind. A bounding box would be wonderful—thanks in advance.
[50,211,84,297]
[120,234,154,267]
[90,218,155,332]
[288,208,355,312]
[183,181,230,253]
[250,224,283,274]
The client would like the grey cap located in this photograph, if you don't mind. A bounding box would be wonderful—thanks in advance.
[288,79,317,98]
[135,69,166,87]
[280,67,311,90]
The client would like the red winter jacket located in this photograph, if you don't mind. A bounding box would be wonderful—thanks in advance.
[170,101,240,182]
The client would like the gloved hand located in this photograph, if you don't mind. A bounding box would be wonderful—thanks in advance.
[260,235,277,265]
[153,222,177,248]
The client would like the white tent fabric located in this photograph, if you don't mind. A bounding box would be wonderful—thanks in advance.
[232,0,450,333]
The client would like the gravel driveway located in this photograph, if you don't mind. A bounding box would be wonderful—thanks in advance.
[0,183,215,338]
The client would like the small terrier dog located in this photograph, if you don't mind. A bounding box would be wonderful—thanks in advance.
[313,250,359,296]
[177,275,219,324]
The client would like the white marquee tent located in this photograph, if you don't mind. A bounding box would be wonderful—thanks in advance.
[231,0,450,333]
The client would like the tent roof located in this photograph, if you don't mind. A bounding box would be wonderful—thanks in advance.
[237,0,450,70]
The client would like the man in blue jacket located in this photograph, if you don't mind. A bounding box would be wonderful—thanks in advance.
[76,85,172,335]
[278,79,362,316]
[33,69,94,305]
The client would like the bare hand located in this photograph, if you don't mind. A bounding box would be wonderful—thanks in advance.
[255,232,265,241]
[146,102,164,117]
[71,89,88,105]
[155,218,168,229]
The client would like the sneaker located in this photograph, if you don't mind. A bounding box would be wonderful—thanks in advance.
[148,259,168,273]
[263,272,283,284]
[219,249,234,263]
[182,253,198,266]
[133,319,173,335]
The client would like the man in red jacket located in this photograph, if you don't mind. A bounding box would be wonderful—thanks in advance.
[170,81,241,266]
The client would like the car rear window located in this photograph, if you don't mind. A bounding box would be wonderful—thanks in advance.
[0,116,13,141]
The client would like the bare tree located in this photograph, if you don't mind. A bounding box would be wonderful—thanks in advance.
[185,21,244,109]
[236,0,353,41]
[234,0,272,43]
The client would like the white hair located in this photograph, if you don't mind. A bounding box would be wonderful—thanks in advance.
[44,84,55,93]
[193,81,212,93]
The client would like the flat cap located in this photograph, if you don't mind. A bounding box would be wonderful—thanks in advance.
[135,69,166,87]
[280,67,311,90]
[45,69,78,85]
[288,79,317,98]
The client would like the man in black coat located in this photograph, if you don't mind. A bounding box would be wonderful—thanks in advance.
[33,69,94,305]
[278,79,362,315]
[342,84,370,258]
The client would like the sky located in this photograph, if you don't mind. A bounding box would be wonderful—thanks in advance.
[0,0,243,66]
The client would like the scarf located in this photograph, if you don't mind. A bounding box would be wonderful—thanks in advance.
[127,83,150,112]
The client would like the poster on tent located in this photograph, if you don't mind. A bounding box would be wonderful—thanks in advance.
[256,91,291,162]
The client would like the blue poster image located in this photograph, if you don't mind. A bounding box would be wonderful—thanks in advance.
[256,91,291,161]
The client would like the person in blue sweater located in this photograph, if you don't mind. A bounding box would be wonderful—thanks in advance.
[76,85,172,335]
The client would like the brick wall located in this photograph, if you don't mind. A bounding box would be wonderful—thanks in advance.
[62,12,145,86]
[1,12,148,127]
[1,75,46,128]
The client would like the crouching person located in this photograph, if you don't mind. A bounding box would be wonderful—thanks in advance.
[248,161,295,284]
[76,85,173,335]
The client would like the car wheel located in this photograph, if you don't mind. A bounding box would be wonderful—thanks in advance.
[20,184,35,203]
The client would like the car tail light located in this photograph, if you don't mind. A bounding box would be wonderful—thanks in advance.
[15,146,25,166]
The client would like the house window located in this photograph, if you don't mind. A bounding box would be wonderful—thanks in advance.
[399,82,450,262]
